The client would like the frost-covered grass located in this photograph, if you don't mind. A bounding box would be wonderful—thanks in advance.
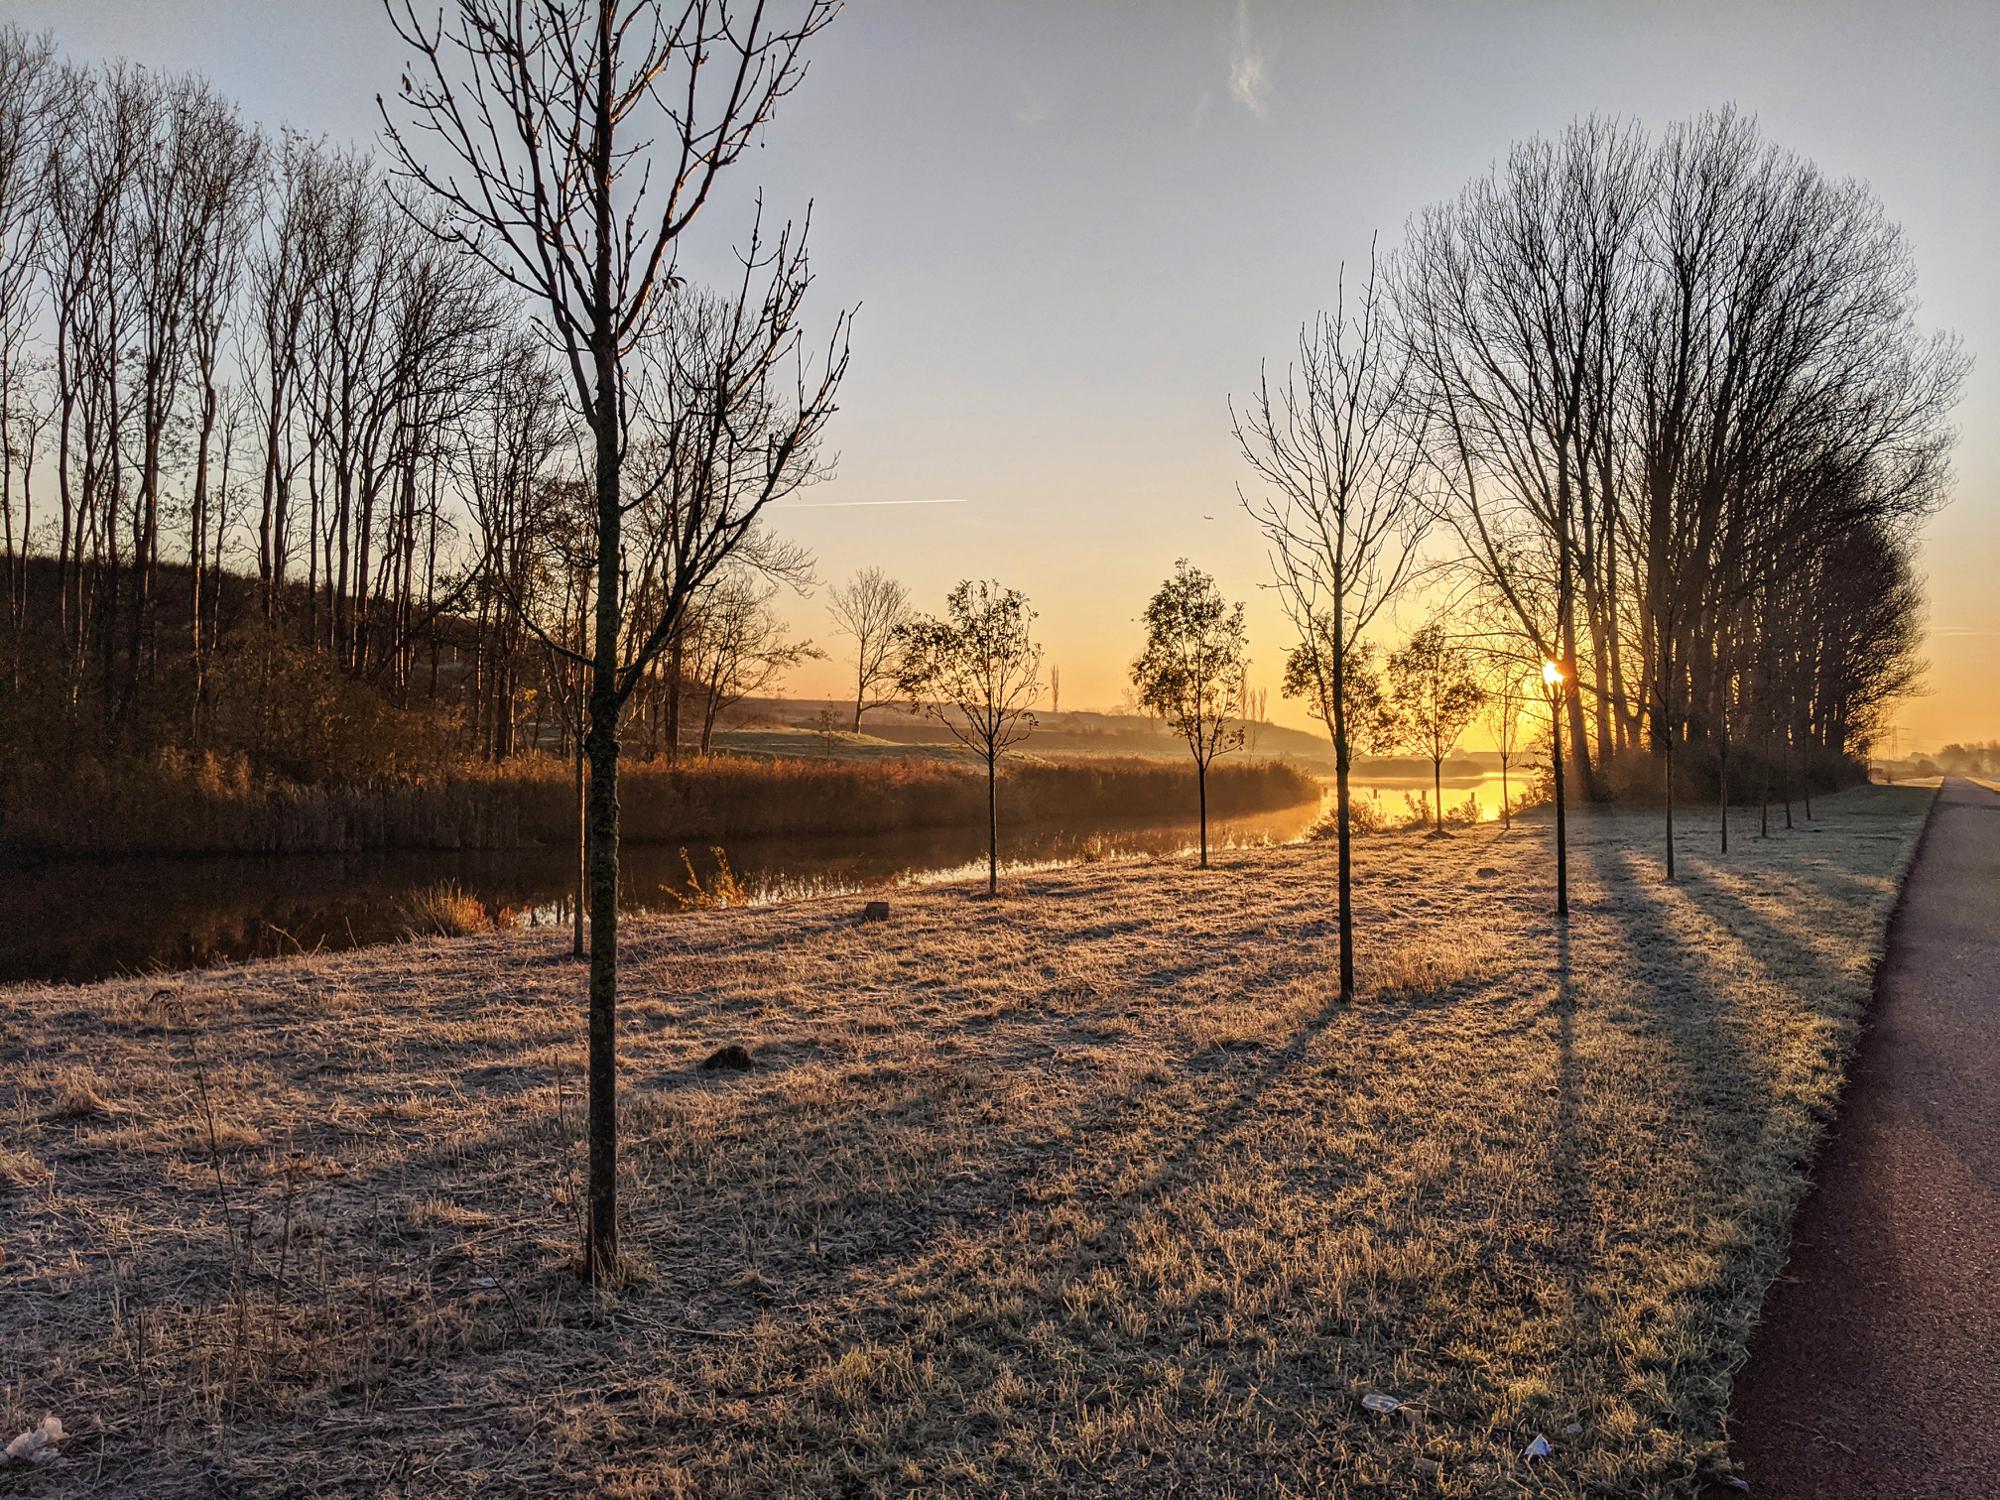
[0,785,1930,1497]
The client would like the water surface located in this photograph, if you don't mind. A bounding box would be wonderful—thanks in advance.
[2,803,1323,986]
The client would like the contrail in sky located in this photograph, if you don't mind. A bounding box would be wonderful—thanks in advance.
[769,497,971,510]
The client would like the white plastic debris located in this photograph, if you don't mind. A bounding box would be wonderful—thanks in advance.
[1360,1392,1402,1414]
[1523,1433,1552,1461]
[5,1415,64,1466]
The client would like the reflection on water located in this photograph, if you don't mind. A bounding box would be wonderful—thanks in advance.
[1,802,1321,987]
[1347,770,1521,826]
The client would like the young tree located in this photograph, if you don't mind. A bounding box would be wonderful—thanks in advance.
[1129,559,1248,867]
[826,565,909,731]
[1282,628,1395,762]
[382,0,846,1280]
[1484,664,1528,829]
[895,580,1041,896]
[1237,248,1428,1001]
[1387,621,1486,832]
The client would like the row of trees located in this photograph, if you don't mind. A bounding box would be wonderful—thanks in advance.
[879,560,1520,895]
[1238,109,1963,993]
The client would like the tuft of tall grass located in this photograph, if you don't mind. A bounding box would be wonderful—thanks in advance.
[661,848,750,912]
[399,881,493,938]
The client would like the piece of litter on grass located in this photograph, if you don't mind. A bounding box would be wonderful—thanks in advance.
[473,1277,496,1288]
[5,1415,65,1466]
[1523,1434,1551,1460]
[1360,1393,1402,1414]
[1564,1423,1583,1436]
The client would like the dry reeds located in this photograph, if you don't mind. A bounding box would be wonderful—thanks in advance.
[2,750,1321,859]
[399,881,493,938]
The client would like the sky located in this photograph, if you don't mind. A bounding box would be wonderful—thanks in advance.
[9,0,1997,750]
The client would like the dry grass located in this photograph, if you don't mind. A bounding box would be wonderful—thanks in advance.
[400,881,496,939]
[0,785,1930,1497]
[3,750,1320,858]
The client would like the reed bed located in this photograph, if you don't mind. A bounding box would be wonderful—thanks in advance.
[0,751,1321,859]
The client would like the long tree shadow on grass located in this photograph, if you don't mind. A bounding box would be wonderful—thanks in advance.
[1576,839,1879,1471]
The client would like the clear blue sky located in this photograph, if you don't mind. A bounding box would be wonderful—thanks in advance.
[12,0,1996,746]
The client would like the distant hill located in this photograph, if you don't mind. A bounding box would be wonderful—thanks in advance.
[723,698,1491,779]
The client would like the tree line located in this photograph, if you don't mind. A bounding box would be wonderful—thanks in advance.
[1400,112,1962,821]
[0,25,833,784]
[1239,109,1963,991]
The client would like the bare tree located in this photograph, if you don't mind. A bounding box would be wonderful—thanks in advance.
[1399,120,1647,800]
[0,28,54,638]
[683,569,820,754]
[1236,247,1428,1001]
[248,134,335,614]
[1130,559,1247,867]
[826,564,909,731]
[1396,110,1964,875]
[895,579,1041,896]
[177,96,263,734]
[382,0,846,1280]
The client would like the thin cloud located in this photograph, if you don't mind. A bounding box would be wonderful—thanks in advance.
[1229,0,1270,118]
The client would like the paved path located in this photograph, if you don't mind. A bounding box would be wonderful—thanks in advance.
[1723,777,2000,1497]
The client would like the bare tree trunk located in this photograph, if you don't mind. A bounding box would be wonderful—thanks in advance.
[1333,628,1355,1001]
[1758,735,1770,838]
[1663,725,1676,879]
[1432,755,1442,833]
[583,292,621,1280]
[663,622,684,766]
[1661,645,1677,880]
[986,749,998,896]
[1719,737,1730,855]
[1197,759,1209,868]
[573,703,587,962]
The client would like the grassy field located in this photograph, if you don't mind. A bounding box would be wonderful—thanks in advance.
[0,785,1930,1496]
